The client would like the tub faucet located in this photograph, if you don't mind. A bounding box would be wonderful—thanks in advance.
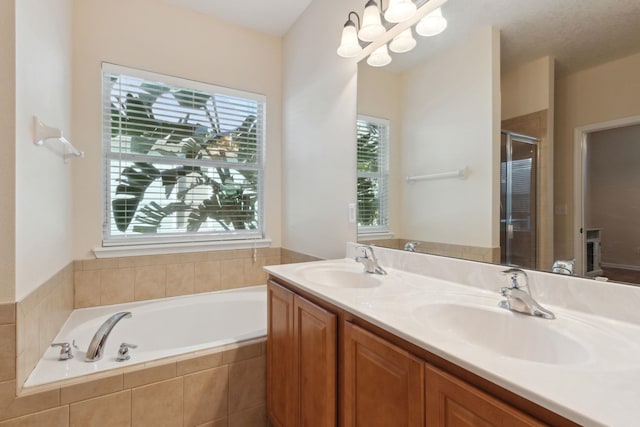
[85,312,132,362]
[498,268,555,320]
[355,245,387,275]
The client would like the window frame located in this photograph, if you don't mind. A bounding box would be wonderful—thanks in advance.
[101,63,267,248]
[356,114,390,235]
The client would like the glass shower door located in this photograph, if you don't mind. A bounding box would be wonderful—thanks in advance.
[501,132,538,268]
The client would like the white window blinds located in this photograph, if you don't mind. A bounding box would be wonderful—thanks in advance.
[102,64,265,245]
[357,115,389,232]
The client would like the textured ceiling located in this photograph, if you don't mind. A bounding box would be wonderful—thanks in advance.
[162,0,640,76]
[162,0,313,36]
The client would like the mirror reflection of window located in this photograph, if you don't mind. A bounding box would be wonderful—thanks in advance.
[356,116,389,234]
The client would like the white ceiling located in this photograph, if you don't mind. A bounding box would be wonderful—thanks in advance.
[162,0,313,36]
[163,0,640,75]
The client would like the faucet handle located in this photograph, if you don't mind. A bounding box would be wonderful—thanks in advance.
[51,342,74,360]
[501,267,527,289]
[116,343,137,362]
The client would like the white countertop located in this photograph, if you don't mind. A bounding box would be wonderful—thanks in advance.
[265,258,640,427]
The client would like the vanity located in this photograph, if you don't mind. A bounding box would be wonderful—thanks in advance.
[264,245,640,426]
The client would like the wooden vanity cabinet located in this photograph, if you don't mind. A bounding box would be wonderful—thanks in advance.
[267,276,578,427]
[425,364,546,426]
[342,322,424,427]
[267,280,337,427]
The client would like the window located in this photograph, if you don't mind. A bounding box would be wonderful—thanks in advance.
[102,64,265,246]
[356,115,389,233]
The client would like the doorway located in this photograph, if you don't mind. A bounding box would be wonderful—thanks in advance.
[501,131,539,269]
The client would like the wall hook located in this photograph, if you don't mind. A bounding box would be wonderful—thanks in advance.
[33,116,85,162]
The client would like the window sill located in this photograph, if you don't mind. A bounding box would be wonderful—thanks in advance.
[93,238,273,259]
[357,231,395,241]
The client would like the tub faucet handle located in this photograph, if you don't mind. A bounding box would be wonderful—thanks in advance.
[116,342,137,362]
[51,342,74,360]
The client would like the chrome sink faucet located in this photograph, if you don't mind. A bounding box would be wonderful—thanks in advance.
[355,245,387,275]
[498,268,555,319]
[85,312,132,362]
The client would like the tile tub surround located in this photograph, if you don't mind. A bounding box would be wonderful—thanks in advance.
[74,248,282,308]
[0,339,267,426]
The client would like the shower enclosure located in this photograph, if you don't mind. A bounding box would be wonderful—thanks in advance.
[500,131,539,269]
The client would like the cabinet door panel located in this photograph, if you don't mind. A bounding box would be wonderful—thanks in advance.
[294,295,337,427]
[343,322,424,427]
[267,281,295,427]
[425,364,547,427]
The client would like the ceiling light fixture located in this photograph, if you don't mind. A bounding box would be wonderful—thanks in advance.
[337,12,363,58]
[389,28,416,53]
[415,7,447,36]
[337,1,448,66]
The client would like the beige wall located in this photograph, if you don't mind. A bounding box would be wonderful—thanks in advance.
[281,0,360,259]
[502,56,554,121]
[587,125,640,268]
[14,0,73,301]
[0,1,16,303]
[71,0,283,260]
[356,64,403,238]
[555,51,640,259]
[400,26,501,249]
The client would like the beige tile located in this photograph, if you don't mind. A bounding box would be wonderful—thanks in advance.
[229,405,267,427]
[256,247,280,258]
[176,351,223,376]
[100,269,135,305]
[0,383,60,421]
[132,377,183,427]
[166,263,195,297]
[82,258,119,271]
[134,265,166,301]
[183,366,229,426]
[60,373,123,405]
[124,362,176,389]
[74,270,101,308]
[0,324,16,382]
[220,259,245,289]
[243,258,267,286]
[0,304,15,325]
[228,356,265,414]
[196,419,228,427]
[0,406,69,427]
[70,390,130,427]
[222,341,264,365]
[194,261,221,293]
[206,250,238,261]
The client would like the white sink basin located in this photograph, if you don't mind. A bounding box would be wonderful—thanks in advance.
[296,263,383,288]
[412,302,590,365]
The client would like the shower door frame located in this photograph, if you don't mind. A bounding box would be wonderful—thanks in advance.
[501,131,540,268]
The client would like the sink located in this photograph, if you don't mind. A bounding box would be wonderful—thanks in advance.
[296,263,383,288]
[412,302,590,365]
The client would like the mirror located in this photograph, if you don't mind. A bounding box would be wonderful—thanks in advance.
[356,0,640,285]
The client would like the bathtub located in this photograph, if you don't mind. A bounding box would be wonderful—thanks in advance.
[24,285,267,387]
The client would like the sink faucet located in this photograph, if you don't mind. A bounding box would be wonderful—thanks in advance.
[498,268,555,319]
[355,245,387,275]
[403,242,419,252]
[85,312,132,362]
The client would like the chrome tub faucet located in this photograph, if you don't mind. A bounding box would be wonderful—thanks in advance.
[355,245,387,275]
[85,311,132,362]
[498,268,555,319]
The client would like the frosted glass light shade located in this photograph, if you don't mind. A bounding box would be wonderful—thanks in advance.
[416,7,447,36]
[337,21,363,58]
[384,0,416,23]
[367,44,392,67]
[389,28,416,53]
[358,0,385,42]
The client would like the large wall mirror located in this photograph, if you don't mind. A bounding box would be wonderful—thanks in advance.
[356,0,640,285]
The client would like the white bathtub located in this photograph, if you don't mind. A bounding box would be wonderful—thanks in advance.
[25,285,267,387]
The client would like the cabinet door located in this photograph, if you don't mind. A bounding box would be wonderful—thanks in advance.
[267,281,295,427]
[343,322,424,427]
[425,364,547,427]
[294,295,337,426]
